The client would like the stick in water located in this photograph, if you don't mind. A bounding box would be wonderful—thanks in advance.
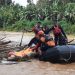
[19,30,25,46]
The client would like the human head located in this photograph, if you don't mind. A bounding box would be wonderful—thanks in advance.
[37,22,41,27]
[54,23,60,27]
[44,25,48,29]
[32,27,39,34]
[38,30,44,36]
[37,30,45,42]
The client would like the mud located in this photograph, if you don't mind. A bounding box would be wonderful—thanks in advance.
[0,32,75,75]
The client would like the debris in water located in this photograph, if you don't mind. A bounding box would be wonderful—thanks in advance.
[0,60,18,65]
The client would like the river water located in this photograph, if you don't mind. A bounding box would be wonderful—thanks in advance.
[0,32,75,75]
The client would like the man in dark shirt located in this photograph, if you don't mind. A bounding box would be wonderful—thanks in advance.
[43,25,50,36]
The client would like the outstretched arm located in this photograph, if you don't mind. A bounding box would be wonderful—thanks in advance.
[31,42,41,52]
[60,26,67,38]
[46,26,54,33]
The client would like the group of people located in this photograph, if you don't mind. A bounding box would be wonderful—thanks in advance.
[28,22,67,46]
[27,21,68,58]
[7,22,68,61]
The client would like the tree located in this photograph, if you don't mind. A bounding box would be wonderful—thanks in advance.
[27,0,33,4]
[0,0,12,5]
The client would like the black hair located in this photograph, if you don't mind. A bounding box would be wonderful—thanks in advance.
[37,22,41,24]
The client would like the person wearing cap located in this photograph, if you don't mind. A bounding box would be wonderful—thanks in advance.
[49,24,67,45]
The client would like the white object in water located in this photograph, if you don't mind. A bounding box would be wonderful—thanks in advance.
[1,60,18,65]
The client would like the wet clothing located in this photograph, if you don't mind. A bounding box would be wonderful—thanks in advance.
[43,28,50,35]
[33,35,55,53]
[40,42,51,52]
[32,24,42,34]
[28,37,39,47]
[35,25,42,31]
[34,35,55,60]
[54,34,67,45]
[29,24,42,47]
[49,25,67,45]
[40,35,55,52]
[28,33,55,60]
[43,26,50,36]
[50,25,67,38]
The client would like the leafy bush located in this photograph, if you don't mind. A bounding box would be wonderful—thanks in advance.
[0,2,75,34]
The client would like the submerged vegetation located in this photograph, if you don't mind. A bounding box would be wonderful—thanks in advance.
[0,0,75,34]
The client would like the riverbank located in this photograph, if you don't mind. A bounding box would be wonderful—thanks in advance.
[0,31,75,44]
[0,31,75,38]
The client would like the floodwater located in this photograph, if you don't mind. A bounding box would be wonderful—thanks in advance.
[0,32,75,75]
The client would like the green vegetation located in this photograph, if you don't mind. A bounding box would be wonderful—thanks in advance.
[0,0,75,34]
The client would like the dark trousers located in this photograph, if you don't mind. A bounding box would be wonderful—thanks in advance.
[54,35,66,45]
[28,37,39,46]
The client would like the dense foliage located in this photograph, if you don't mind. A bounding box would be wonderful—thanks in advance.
[0,0,75,34]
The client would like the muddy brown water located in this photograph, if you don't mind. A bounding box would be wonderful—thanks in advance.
[0,32,75,75]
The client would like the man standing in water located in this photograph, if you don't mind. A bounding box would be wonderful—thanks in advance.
[49,24,67,45]
[28,22,42,47]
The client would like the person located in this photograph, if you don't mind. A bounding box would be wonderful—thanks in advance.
[28,30,39,47]
[43,25,50,36]
[31,30,55,55]
[7,30,55,61]
[32,22,42,32]
[49,24,67,45]
[8,47,37,61]
[28,22,42,47]
[27,30,55,61]
[7,22,42,61]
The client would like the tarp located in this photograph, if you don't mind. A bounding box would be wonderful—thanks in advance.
[14,48,33,57]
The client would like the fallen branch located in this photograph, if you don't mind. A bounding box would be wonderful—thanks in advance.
[0,37,6,41]
[0,41,11,45]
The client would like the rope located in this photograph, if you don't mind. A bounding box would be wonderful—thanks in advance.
[62,45,72,62]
